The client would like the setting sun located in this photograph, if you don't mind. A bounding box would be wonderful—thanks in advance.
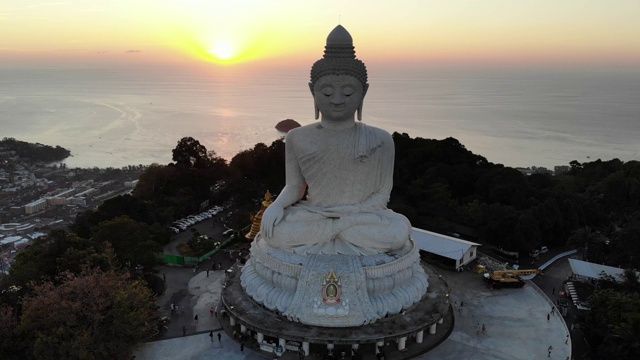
[208,41,236,62]
[1,1,639,69]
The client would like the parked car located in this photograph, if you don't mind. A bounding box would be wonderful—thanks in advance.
[174,222,189,229]
[540,246,549,254]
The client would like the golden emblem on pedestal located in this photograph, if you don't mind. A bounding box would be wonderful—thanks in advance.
[322,269,342,305]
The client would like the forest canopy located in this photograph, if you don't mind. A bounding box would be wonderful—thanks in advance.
[2,134,639,359]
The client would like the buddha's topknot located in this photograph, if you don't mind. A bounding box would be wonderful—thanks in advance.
[310,25,368,90]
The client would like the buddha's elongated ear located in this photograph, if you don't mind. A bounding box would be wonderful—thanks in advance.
[309,82,320,119]
[357,84,369,121]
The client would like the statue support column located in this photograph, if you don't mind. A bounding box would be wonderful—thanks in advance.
[429,323,437,334]
[438,317,444,324]
[375,341,384,354]
[240,324,247,333]
[230,316,236,326]
[398,336,407,350]
[416,330,424,343]
[351,344,359,356]
[257,332,264,343]
[302,342,310,356]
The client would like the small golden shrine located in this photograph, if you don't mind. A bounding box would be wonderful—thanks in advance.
[245,191,273,240]
[322,269,342,305]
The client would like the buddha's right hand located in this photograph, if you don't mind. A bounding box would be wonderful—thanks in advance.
[260,204,284,238]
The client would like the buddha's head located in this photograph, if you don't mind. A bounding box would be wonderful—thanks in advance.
[310,25,369,121]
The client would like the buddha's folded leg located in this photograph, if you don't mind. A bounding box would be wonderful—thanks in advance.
[263,209,338,248]
[337,211,411,251]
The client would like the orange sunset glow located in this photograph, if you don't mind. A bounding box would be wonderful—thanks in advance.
[1,0,639,70]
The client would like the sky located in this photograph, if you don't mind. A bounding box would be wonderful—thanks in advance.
[1,0,639,70]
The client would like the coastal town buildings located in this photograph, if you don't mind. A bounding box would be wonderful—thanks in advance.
[0,152,143,273]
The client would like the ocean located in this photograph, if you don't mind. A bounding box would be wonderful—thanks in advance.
[1,65,639,169]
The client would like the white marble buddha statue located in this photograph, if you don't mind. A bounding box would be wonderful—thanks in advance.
[260,25,411,255]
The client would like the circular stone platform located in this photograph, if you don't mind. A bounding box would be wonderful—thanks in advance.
[240,238,430,327]
[221,259,452,356]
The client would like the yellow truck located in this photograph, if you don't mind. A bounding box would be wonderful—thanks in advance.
[483,269,542,289]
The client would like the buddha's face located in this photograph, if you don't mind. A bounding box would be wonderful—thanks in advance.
[311,75,364,122]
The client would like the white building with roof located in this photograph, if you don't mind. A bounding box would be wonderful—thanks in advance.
[568,258,640,282]
[412,228,481,270]
[0,235,24,246]
[24,198,47,214]
[28,232,46,240]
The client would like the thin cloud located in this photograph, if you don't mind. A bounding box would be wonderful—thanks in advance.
[25,2,72,9]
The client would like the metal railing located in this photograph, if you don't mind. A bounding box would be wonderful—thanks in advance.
[157,238,234,265]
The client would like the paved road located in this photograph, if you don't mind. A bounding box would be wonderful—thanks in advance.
[532,250,590,359]
[422,265,570,360]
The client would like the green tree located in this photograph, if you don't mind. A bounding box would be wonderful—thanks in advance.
[133,164,175,196]
[620,268,640,293]
[17,269,159,360]
[229,140,285,192]
[605,222,640,270]
[134,144,228,221]
[0,137,71,162]
[92,216,162,272]
[568,226,609,262]
[172,137,209,168]
[3,230,110,294]
[72,194,171,238]
[0,304,22,360]
[513,213,541,253]
[583,289,640,360]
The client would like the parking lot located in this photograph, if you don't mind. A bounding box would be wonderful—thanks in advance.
[163,206,241,257]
